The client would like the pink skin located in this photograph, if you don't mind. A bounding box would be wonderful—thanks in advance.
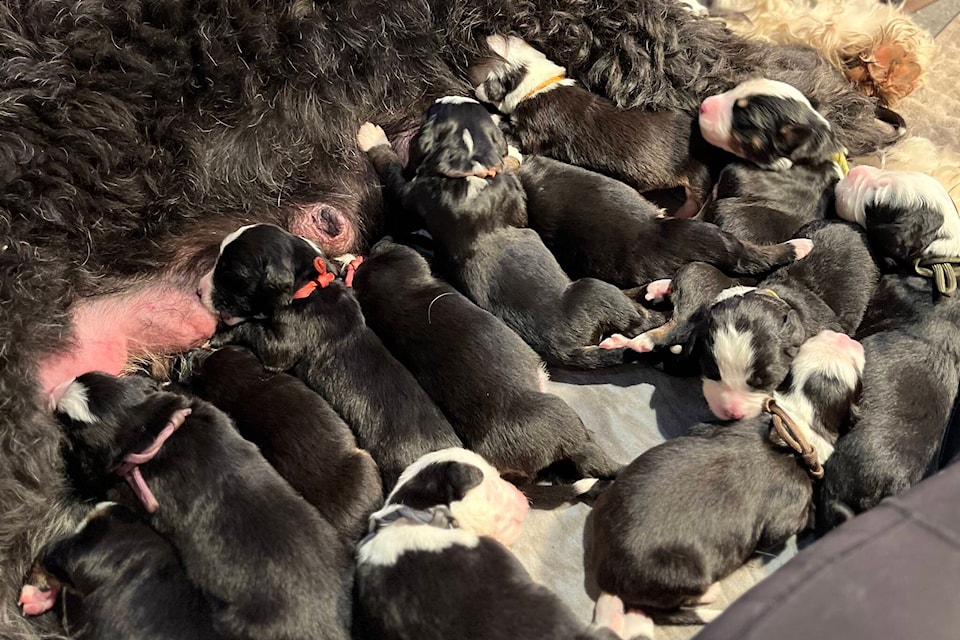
[599,333,654,353]
[488,477,530,547]
[288,203,358,257]
[39,284,217,406]
[699,94,737,155]
[702,379,767,421]
[835,165,885,225]
[787,238,814,260]
[822,330,865,362]
[645,278,673,303]
[18,583,59,616]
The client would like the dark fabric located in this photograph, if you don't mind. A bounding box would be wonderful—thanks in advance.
[696,462,960,640]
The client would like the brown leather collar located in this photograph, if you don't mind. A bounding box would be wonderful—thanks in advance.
[762,397,824,479]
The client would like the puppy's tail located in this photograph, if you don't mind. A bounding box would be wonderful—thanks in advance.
[519,478,613,510]
[556,346,642,370]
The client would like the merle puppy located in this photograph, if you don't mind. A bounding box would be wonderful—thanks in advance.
[354,448,631,640]
[357,98,658,369]
[519,155,812,288]
[54,373,352,640]
[19,502,221,639]
[177,346,383,541]
[698,220,878,421]
[198,223,462,489]
[351,238,621,483]
[588,330,865,632]
[818,169,960,529]
[471,35,715,217]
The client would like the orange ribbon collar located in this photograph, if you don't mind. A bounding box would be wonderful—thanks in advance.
[523,74,567,101]
[293,256,335,300]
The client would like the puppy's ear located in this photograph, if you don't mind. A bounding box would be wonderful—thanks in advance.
[780,122,841,164]
[781,309,806,358]
[263,259,296,297]
[390,461,485,509]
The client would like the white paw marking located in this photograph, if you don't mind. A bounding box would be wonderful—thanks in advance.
[357,122,389,152]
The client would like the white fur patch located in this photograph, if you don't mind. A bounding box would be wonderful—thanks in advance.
[219,223,259,254]
[462,129,474,155]
[712,324,754,390]
[357,523,480,567]
[436,95,479,105]
[74,502,118,534]
[465,175,488,199]
[712,286,758,304]
[475,35,574,114]
[57,382,96,424]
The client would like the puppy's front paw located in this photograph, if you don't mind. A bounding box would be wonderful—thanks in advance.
[787,238,814,260]
[599,334,632,350]
[644,278,673,302]
[357,123,389,152]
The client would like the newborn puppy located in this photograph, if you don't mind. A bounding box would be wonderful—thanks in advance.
[519,154,812,288]
[819,171,960,528]
[358,98,656,369]
[198,223,462,489]
[19,502,220,639]
[698,78,846,170]
[351,239,621,482]
[178,346,383,541]
[589,330,864,630]
[698,160,841,244]
[699,220,878,420]
[354,448,628,640]
[54,373,352,640]
[472,35,712,217]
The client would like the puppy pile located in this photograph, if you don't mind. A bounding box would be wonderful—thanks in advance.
[20,34,960,640]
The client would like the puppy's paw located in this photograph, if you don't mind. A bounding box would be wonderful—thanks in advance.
[594,592,625,635]
[644,278,673,302]
[628,334,655,353]
[19,584,57,616]
[787,238,814,260]
[599,334,632,350]
[622,610,655,640]
[357,123,389,152]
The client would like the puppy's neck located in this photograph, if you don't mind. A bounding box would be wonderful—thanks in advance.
[500,62,574,114]
[769,390,834,465]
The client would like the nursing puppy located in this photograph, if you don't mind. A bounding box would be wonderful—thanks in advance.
[19,502,220,639]
[699,220,878,420]
[358,98,655,369]
[818,169,960,528]
[54,373,352,640]
[177,346,383,541]
[698,160,841,244]
[471,35,713,217]
[519,155,812,288]
[354,448,629,640]
[351,239,621,482]
[589,330,864,630]
[198,223,462,489]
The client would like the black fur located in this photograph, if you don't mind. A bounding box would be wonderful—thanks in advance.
[55,373,353,640]
[21,503,221,639]
[351,238,621,482]
[206,224,462,489]
[178,346,383,541]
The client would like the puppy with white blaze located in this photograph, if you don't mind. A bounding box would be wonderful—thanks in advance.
[354,448,633,640]
[588,330,864,634]
[699,220,878,421]
[54,373,353,640]
[819,169,960,530]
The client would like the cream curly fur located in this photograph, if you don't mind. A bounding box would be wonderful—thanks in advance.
[710,0,937,105]
[852,136,960,211]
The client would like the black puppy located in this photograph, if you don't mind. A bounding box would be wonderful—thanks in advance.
[19,502,220,639]
[697,220,878,421]
[471,35,713,218]
[698,161,842,244]
[354,448,631,640]
[54,373,352,640]
[519,155,812,288]
[818,169,960,528]
[358,98,656,369]
[351,238,621,482]
[588,330,864,633]
[198,223,462,489]
[178,346,383,541]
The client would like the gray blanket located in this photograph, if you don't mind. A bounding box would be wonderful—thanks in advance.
[512,363,799,639]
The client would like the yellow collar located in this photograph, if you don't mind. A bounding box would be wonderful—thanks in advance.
[832,152,850,177]
[757,288,781,300]
[523,75,567,101]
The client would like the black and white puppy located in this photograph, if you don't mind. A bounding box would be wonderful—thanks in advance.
[351,239,621,482]
[54,373,353,640]
[471,35,713,217]
[354,448,631,640]
[178,345,383,541]
[358,98,656,369]
[818,170,960,529]
[698,220,878,421]
[519,154,812,288]
[698,78,846,170]
[588,330,864,631]
[197,223,462,489]
[698,160,841,244]
[19,502,221,639]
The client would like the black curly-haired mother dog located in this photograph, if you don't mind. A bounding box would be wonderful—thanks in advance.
[2,1,903,635]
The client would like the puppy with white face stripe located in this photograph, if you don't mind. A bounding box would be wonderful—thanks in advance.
[354,448,631,640]
[699,220,878,421]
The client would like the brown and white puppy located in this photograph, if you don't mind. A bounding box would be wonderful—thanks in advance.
[588,330,864,631]
[19,502,221,640]
[698,220,878,421]
[54,373,353,640]
[177,345,383,541]
[354,448,633,640]
[472,35,714,218]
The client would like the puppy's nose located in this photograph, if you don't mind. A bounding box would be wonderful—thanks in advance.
[725,407,745,421]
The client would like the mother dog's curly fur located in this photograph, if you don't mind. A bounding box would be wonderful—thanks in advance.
[0,1,899,636]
